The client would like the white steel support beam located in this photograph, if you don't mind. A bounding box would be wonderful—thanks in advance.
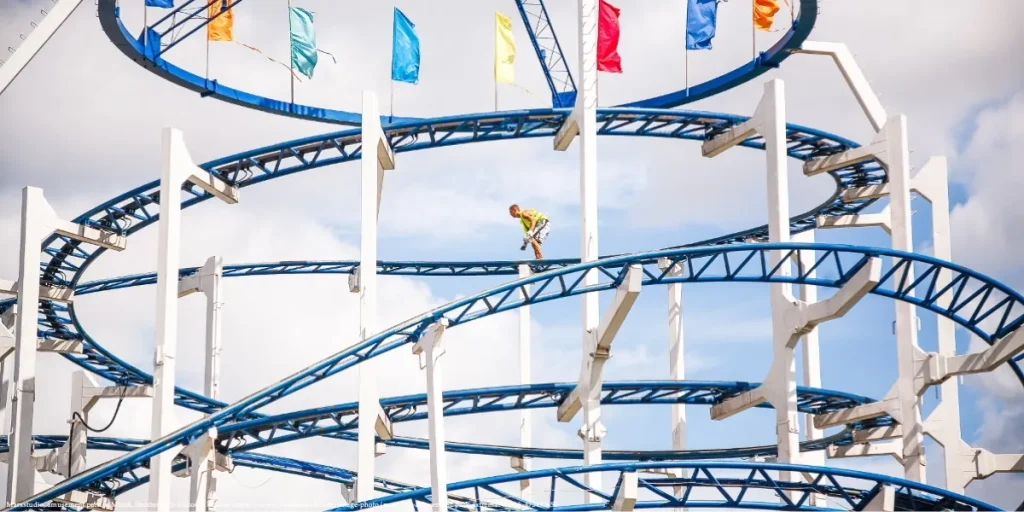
[568,0,602,501]
[828,442,903,463]
[611,472,638,511]
[557,266,643,422]
[815,385,899,430]
[0,338,84,360]
[793,41,887,132]
[517,264,532,500]
[803,137,887,177]
[816,209,891,234]
[150,128,238,512]
[659,258,687,507]
[412,320,450,510]
[177,255,224,512]
[862,486,896,512]
[0,0,84,97]
[353,90,395,502]
[885,115,927,483]
[0,280,74,304]
[854,425,903,444]
[5,186,125,504]
[793,231,826,508]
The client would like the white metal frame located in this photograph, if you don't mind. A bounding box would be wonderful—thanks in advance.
[0,0,84,97]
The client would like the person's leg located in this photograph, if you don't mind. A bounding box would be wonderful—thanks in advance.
[530,237,543,259]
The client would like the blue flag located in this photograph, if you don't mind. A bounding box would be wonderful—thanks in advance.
[145,0,174,7]
[686,0,717,50]
[391,8,420,84]
[289,7,318,79]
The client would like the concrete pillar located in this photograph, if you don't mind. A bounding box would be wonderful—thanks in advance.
[517,264,532,500]
[885,116,926,483]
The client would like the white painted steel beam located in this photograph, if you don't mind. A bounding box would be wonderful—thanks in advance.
[353,90,394,503]
[793,231,827,508]
[6,186,124,504]
[573,0,602,499]
[0,0,84,97]
[700,118,760,158]
[816,211,891,234]
[659,257,687,507]
[920,328,1023,386]
[802,139,886,177]
[793,41,887,132]
[611,472,638,511]
[884,115,927,483]
[854,425,902,444]
[557,265,642,422]
[0,338,83,360]
[828,442,903,463]
[412,320,450,510]
[841,183,890,203]
[150,129,238,512]
[0,280,74,304]
[814,385,898,430]
[517,264,532,499]
[553,109,580,151]
[861,486,896,512]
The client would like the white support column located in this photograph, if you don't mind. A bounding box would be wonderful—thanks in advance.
[910,156,966,493]
[658,258,686,507]
[178,256,224,512]
[353,90,395,503]
[793,230,826,508]
[0,0,84,97]
[517,264,532,500]
[560,0,602,501]
[67,371,92,478]
[5,187,125,504]
[792,41,887,132]
[150,129,238,512]
[412,320,449,511]
[0,309,15,440]
[885,115,927,483]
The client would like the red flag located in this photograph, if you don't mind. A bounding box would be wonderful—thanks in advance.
[597,0,622,73]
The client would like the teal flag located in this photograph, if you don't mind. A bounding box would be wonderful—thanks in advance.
[289,6,318,79]
[391,8,420,84]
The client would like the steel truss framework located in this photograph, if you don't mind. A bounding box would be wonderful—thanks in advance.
[0,0,1018,510]
[97,0,817,124]
[330,462,999,511]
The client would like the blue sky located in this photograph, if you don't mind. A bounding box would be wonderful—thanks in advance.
[0,0,1022,509]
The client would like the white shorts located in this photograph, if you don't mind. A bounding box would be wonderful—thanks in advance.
[528,220,550,244]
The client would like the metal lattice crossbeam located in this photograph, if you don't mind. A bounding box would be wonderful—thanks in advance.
[328,462,997,511]
[214,381,883,453]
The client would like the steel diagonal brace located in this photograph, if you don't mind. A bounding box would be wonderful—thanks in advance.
[711,257,881,421]
[557,265,643,422]
[792,41,887,132]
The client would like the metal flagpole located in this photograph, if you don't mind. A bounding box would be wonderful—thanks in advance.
[287,0,294,105]
[684,1,689,91]
[751,0,756,59]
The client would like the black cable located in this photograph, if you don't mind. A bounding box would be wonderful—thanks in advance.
[67,385,127,478]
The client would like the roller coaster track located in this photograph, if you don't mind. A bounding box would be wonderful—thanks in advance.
[0,0,1017,509]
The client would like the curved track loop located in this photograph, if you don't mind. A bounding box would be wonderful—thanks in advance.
[330,461,999,511]
[13,243,1024,506]
[97,0,817,125]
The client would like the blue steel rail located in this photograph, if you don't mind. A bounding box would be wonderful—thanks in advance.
[1,381,876,498]
[97,0,816,124]
[331,461,998,511]
[12,243,1024,508]
[3,108,894,412]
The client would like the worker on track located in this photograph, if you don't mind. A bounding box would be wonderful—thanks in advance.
[509,204,550,260]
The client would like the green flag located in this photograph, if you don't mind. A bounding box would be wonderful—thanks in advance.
[289,6,317,79]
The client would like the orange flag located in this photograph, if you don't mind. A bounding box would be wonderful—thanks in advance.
[208,0,234,41]
[753,0,779,31]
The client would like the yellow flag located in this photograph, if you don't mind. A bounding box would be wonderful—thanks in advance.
[753,0,780,31]
[494,12,515,84]
[208,0,234,42]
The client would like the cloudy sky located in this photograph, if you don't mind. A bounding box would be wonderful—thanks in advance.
[0,0,1022,510]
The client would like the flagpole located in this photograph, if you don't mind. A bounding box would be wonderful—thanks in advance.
[390,79,394,122]
[288,0,295,105]
[751,0,756,59]
[143,4,148,50]
[683,1,689,92]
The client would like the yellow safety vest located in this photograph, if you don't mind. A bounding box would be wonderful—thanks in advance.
[519,208,547,232]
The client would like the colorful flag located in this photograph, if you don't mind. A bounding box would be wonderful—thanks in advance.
[391,8,420,84]
[597,0,622,73]
[207,0,233,42]
[289,6,318,79]
[145,0,174,7]
[494,12,516,84]
[754,0,780,31]
[686,0,718,50]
